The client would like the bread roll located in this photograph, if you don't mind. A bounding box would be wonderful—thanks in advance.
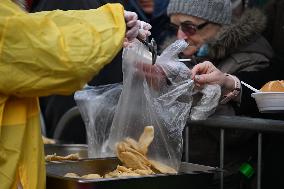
[260,80,284,92]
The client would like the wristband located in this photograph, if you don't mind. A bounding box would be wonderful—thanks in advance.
[220,74,241,104]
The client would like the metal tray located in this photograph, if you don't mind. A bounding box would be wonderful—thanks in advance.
[44,144,88,159]
[46,158,218,189]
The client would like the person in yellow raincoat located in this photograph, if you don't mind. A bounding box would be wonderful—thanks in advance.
[0,0,151,188]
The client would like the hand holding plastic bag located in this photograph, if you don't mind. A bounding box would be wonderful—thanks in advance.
[136,40,222,120]
[124,11,151,46]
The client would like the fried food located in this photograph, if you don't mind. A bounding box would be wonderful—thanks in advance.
[64,173,80,178]
[124,137,140,151]
[119,151,151,170]
[116,126,177,174]
[64,126,177,180]
[116,141,152,170]
[64,173,101,179]
[45,153,80,161]
[42,135,56,144]
[104,165,154,178]
[81,174,102,179]
[149,160,177,174]
[137,126,154,155]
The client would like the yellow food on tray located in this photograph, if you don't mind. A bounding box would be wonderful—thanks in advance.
[45,153,80,161]
[115,126,177,174]
[63,126,177,180]
[64,173,80,178]
[81,174,102,179]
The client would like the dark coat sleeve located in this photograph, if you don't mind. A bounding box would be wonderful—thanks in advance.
[234,56,284,119]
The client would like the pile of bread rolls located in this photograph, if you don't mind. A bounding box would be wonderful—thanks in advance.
[260,80,284,92]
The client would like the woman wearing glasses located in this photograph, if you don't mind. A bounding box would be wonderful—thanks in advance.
[166,0,274,189]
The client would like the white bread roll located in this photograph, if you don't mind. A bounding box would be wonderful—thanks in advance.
[260,80,284,92]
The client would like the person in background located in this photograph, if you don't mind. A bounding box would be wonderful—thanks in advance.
[191,60,283,114]
[262,0,284,62]
[31,0,121,11]
[191,59,284,189]
[0,1,151,188]
[125,0,176,53]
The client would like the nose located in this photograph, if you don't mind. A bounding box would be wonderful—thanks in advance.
[177,29,188,40]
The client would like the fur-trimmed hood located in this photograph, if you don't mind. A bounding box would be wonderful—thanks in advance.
[208,8,273,60]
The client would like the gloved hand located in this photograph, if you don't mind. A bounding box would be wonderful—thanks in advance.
[137,20,152,40]
[124,11,151,46]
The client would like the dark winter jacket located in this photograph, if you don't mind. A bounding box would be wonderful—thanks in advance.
[208,9,273,74]
[263,0,284,60]
[187,9,274,176]
[31,0,124,12]
[125,0,175,53]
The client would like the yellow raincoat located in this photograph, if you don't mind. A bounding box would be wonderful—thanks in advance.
[0,1,125,188]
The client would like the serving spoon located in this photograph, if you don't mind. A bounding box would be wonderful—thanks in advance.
[241,81,260,93]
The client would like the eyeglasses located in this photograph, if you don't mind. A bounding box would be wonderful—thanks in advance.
[170,21,210,36]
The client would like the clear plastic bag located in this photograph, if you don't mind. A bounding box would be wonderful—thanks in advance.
[74,83,122,158]
[106,39,220,172]
[190,84,221,120]
[74,39,220,171]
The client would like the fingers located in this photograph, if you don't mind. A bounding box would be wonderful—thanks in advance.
[124,11,152,45]
[190,65,202,80]
[194,73,215,85]
[190,61,213,80]
[123,38,130,47]
[191,61,224,87]
[140,21,152,30]
[124,10,138,22]
[124,11,139,42]
[125,22,139,42]
[138,21,152,40]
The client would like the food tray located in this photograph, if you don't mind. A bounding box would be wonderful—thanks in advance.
[46,158,218,189]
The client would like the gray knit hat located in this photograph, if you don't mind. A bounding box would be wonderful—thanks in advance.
[167,0,232,25]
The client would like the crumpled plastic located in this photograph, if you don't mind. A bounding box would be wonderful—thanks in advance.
[74,83,122,158]
[74,39,221,167]
[105,39,221,171]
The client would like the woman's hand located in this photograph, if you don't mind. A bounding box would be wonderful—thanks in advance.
[191,61,235,91]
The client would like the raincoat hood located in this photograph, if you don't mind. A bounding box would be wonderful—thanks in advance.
[208,9,274,60]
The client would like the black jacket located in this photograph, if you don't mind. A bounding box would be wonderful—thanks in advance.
[31,0,124,12]
[125,0,175,53]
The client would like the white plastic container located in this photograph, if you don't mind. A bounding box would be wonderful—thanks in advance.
[251,92,284,113]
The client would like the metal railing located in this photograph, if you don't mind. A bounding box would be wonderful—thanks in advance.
[53,107,284,189]
[185,115,284,189]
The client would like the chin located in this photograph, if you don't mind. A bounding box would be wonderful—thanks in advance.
[143,7,154,14]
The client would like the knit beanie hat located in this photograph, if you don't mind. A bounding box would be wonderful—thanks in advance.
[167,0,232,25]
